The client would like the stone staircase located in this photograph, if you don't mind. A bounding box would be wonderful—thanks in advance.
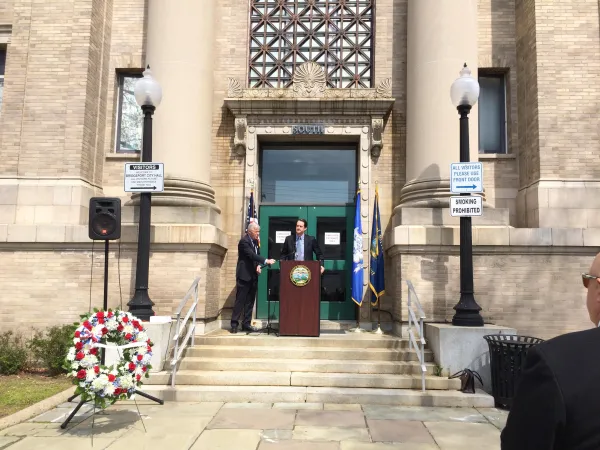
[142,331,493,407]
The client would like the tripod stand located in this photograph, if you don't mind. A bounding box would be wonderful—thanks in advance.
[61,240,163,429]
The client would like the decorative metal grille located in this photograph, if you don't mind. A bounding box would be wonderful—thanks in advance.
[249,0,374,89]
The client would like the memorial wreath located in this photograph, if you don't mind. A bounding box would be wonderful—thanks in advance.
[64,309,153,408]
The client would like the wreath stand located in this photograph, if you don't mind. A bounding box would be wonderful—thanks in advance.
[61,240,164,430]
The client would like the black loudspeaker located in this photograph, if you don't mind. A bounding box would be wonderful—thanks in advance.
[88,197,121,240]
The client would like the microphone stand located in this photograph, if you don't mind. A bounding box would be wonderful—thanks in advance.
[256,244,295,336]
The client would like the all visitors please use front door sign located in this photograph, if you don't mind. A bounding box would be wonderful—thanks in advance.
[450,162,483,194]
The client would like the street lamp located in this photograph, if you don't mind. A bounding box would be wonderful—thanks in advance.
[128,66,162,321]
[449,63,484,327]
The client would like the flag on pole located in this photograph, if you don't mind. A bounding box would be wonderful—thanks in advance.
[369,184,385,305]
[246,190,259,248]
[351,187,364,306]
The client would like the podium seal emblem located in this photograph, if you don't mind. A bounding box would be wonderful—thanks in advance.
[290,265,311,287]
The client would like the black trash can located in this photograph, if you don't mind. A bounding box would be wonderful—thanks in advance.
[484,334,544,409]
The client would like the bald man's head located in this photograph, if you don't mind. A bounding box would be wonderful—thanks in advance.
[585,253,600,326]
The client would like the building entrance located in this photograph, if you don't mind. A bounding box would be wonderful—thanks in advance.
[255,144,357,321]
[256,205,355,321]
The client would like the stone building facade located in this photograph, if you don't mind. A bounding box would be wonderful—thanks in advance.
[0,0,598,340]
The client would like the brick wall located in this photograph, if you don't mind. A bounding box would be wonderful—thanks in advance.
[0,0,13,23]
[211,0,251,310]
[100,0,145,200]
[533,0,600,180]
[393,250,594,340]
[0,245,223,331]
[515,0,540,188]
[481,158,519,224]
[477,0,519,225]
[0,0,109,180]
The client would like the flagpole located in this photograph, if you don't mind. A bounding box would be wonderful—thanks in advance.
[350,180,364,334]
[370,182,384,335]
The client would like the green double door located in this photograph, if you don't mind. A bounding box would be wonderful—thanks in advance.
[257,205,356,321]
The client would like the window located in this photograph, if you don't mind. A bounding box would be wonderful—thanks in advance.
[478,72,507,154]
[260,145,357,204]
[249,0,374,89]
[0,47,6,114]
[115,72,143,153]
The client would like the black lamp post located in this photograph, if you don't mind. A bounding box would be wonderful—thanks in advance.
[128,66,162,321]
[450,63,484,327]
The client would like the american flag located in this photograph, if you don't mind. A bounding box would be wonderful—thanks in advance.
[246,190,259,248]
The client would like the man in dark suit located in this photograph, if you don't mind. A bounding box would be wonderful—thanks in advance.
[281,219,325,274]
[231,222,275,334]
[501,252,600,450]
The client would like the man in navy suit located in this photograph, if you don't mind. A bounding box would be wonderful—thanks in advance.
[231,222,275,333]
[501,252,600,449]
[280,218,325,274]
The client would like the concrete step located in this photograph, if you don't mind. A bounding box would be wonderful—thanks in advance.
[139,385,494,407]
[184,345,433,362]
[194,334,413,349]
[147,370,460,390]
[177,357,435,375]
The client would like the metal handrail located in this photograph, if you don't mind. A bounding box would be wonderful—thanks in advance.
[406,280,427,392]
[170,277,200,387]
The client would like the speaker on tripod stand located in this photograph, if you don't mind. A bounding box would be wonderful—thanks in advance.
[89,197,121,241]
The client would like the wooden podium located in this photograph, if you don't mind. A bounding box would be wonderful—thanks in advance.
[279,260,321,337]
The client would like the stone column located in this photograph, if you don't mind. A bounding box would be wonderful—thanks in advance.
[398,0,479,208]
[144,0,220,223]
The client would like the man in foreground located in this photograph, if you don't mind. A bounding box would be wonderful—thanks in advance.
[231,222,275,333]
[280,219,325,274]
[501,252,600,449]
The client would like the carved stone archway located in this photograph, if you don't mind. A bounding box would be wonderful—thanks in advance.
[224,62,394,324]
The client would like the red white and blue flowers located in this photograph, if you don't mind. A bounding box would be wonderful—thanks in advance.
[64,309,153,408]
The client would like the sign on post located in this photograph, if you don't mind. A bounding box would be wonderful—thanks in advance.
[450,162,483,194]
[450,195,483,217]
[124,163,164,193]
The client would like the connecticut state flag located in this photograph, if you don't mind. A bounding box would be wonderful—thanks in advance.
[351,187,364,306]
[369,184,385,305]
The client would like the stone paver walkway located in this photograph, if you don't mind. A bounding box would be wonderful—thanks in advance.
[0,400,508,449]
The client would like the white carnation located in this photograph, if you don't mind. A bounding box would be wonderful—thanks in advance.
[137,346,147,356]
[106,319,118,331]
[104,384,116,396]
[86,368,97,382]
[73,338,81,344]
[119,375,134,389]
[66,348,76,361]
[71,371,77,377]
[71,362,79,369]
[134,366,144,376]
[123,324,134,334]
[92,377,107,391]
[136,332,148,342]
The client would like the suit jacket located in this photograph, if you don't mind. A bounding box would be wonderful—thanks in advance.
[281,234,324,265]
[236,234,266,282]
[501,326,600,450]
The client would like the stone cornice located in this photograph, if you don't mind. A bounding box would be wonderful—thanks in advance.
[224,62,395,158]
[224,97,395,117]
[225,61,394,117]
[385,225,600,251]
